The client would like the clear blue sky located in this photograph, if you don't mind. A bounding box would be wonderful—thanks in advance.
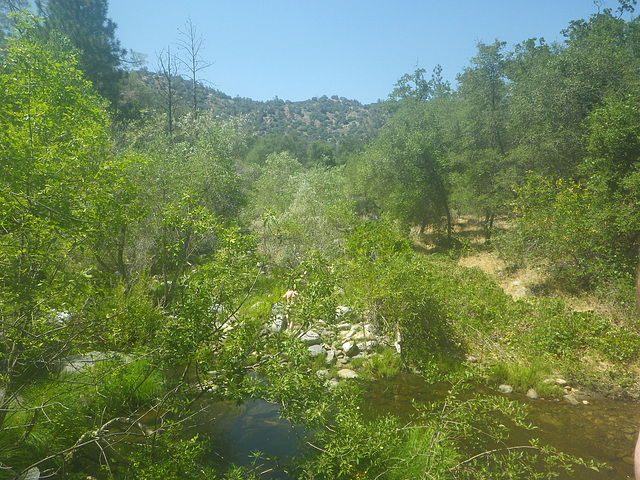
[107,0,613,104]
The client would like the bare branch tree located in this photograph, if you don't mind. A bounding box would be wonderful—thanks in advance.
[156,46,179,137]
[177,17,212,119]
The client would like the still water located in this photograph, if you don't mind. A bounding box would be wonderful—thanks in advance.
[198,373,640,479]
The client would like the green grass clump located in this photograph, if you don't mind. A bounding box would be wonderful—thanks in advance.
[486,358,564,397]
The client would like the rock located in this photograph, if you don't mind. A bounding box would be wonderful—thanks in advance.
[363,323,378,338]
[325,349,335,364]
[555,378,568,387]
[466,355,478,363]
[342,341,360,357]
[498,384,513,394]
[299,330,321,345]
[563,394,580,406]
[47,310,72,326]
[60,352,111,374]
[267,316,287,334]
[337,369,358,379]
[342,325,363,341]
[316,369,330,379]
[526,389,538,400]
[336,323,351,331]
[317,328,335,339]
[360,340,378,352]
[308,344,326,357]
[335,306,351,320]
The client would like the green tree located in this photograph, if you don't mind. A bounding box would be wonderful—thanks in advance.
[0,10,110,457]
[452,40,512,238]
[356,99,453,239]
[388,64,451,104]
[36,0,126,107]
[507,8,640,179]
[0,0,28,40]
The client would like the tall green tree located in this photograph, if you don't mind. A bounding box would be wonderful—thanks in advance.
[357,99,453,239]
[36,0,125,107]
[0,11,109,447]
[452,40,512,238]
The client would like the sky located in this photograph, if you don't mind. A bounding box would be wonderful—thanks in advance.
[106,0,615,104]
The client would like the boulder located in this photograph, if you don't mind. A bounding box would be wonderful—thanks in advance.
[299,330,321,345]
[363,323,378,338]
[337,369,358,379]
[325,349,336,364]
[308,344,326,357]
[335,306,351,320]
[342,341,360,357]
[498,384,513,394]
[563,394,580,406]
[526,389,539,400]
[60,352,111,374]
[267,316,287,334]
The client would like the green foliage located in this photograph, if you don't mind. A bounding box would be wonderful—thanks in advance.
[247,152,356,266]
[37,0,126,107]
[359,348,404,378]
[126,433,218,480]
[0,11,111,437]
[290,379,598,479]
[344,220,413,264]
[487,359,564,397]
[354,99,453,236]
[506,174,637,294]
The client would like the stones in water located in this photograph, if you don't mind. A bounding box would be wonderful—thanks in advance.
[498,384,513,394]
[526,388,538,400]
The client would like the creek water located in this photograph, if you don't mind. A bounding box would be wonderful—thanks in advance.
[197,372,640,479]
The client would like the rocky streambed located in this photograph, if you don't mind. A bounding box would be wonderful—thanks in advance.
[267,303,400,382]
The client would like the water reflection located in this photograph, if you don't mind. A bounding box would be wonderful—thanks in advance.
[198,373,640,479]
[362,372,639,480]
[193,397,303,479]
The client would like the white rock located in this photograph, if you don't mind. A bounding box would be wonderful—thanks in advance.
[498,384,513,394]
[337,369,358,379]
[363,323,378,338]
[342,341,360,357]
[299,330,321,345]
[308,344,326,357]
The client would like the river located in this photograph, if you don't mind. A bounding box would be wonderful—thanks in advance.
[196,372,640,479]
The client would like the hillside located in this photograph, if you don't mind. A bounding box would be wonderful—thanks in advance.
[123,69,386,144]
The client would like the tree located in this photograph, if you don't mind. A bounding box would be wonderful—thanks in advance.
[0,0,28,40]
[36,0,126,107]
[0,10,110,456]
[387,64,451,106]
[357,99,453,240]
[156,45,179,137]
[453,40,512,239]
[177,17,211,119]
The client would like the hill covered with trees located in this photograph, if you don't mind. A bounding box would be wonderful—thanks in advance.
[3,0,640,479]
